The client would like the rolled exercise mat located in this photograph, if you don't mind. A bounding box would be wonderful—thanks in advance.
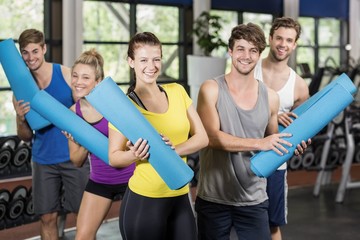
[0,39,50,130]
[31,90,109,164]
[251,82,354,178]
[85,77,194,190]
[278,73,356,132]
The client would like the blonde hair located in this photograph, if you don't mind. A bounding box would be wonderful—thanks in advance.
[72,48,104,81]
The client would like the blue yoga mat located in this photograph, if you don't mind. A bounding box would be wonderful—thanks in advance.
[85,77,194,190]
[278,73,356,132]
[251,81,354,178]
[31,90,109,164]
[0,38,51,130]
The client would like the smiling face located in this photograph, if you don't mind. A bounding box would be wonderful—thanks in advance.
[71,63,99,99]
[128,44,162,86]
[20,43,46,72]
[229,39,260,76]
[269,27,297,62]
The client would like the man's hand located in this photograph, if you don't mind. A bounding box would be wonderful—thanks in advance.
[278,112,298,128]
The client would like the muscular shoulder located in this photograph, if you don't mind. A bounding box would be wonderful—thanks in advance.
[60,65,72,87]
[266,86,280,113]
[198,79,219,109]
[201,79,219,94]
[294,73,309,105]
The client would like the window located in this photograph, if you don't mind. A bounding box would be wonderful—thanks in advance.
[297,17,343,77]
[210,10,238,73]
[137,4,180,81]
[0,0,43,136]
[83,1,130,84]
[83,2,182,84]
[297,17,315,74]
[318,18,341,67]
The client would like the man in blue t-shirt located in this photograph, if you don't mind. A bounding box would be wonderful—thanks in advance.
[12,29,89,239]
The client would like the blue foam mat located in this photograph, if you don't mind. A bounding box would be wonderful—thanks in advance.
[278,73,356,132]
[31,90,109,164]
[86,77,194,190]
[0,38,50,130]
[251,78,355,178]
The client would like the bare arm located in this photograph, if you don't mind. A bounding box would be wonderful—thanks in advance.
[292,74,310,110]
[12,95,33,142]
[108,127,149,168]
[174,104,208,157]
[274,78,310,155]
[60,65,72,88]
[278,75,310,127]
[197,80,291,154]
[65,105,89,167]
[265,88,281,136]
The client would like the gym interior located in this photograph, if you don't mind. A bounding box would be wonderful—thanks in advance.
[1,0,360,239]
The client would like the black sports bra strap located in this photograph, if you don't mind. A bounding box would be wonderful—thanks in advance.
[127,91,147,110]
[127,85,167,111]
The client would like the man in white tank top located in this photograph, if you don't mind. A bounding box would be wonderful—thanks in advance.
[254,17,310,240]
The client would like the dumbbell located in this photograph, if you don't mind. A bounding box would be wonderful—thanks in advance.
[302,149,315,169]
[12,141,31,168]
[288,155,303,170]
[0,189,11,224]
[7,185,27,220]
[0,136,19,170]
[25,187,34,216]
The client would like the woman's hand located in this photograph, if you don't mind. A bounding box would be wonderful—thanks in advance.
[160,133,175,150]
[126,138,150,161]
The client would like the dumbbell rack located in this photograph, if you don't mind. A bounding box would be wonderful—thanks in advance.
[0,136,38,230]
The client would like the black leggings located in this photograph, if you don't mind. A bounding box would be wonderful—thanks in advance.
[119,188,197,240]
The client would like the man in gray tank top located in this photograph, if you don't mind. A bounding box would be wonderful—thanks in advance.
[195,23,304,240]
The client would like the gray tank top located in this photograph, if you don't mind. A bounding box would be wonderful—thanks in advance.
[197,75,269,206]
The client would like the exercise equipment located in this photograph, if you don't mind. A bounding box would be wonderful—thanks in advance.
[12,141,31,167]
[313,145,324,167]
[86,77,194,190]
[301,149,315,169]
[335,106,360,203]
[313,70,360,197]
[0,136,19,150]
[0,39,50,130]
[312,122,337,196]
[251,75,355,178]
[0,189,10,222]
[354,145,360,163]
[25,187,34,216]
[7,186,26,221]
[30,90,109,164]
[0,146,13,170]
[288,155,303,170]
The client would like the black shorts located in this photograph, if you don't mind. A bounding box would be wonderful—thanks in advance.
[85,179,128,200]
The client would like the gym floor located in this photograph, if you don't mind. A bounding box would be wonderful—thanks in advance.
[2,168,360,240]
[25,183,360,240]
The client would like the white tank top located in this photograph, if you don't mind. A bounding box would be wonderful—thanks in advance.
[254,59,296,170]
[255,59,296,114]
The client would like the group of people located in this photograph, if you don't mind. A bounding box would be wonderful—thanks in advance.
[12,16,310,240]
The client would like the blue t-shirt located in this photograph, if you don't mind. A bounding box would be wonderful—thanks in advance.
[31,64,74,164]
